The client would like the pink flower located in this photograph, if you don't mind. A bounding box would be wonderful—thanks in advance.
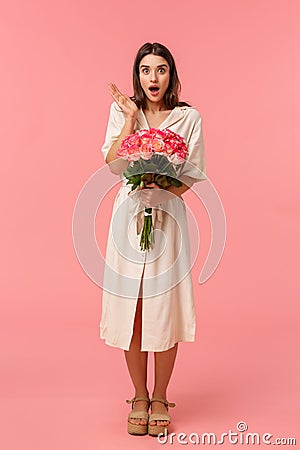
[139,130,152,139]
[127,145,140,161]
[117,127,188,164]
[152,129,165,139]
[167,152,186,165]
[140,143,153,160]
[178,145,188,158]
[164,142,175,155]
[130,135,141,146]
[151,138,164,152]
[140,135,152,145]
[117,145,128,157]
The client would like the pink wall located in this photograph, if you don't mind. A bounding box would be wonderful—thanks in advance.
[0,0,299,448]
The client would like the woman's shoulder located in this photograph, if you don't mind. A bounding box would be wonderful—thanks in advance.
[177,104,202,122]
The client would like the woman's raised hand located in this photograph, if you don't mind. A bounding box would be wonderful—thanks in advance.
[108,82,138,121]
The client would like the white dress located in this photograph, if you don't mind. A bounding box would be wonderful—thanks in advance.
[99,101,207,352]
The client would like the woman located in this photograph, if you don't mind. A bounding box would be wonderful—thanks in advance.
[100,42,206,436]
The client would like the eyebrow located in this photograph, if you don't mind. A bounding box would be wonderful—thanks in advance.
[140,64,168,69]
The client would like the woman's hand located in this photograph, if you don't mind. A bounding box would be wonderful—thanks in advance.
[108,82,138,122]
[140,183,181,208]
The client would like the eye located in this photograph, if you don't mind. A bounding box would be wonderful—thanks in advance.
[141,68,149,74]
[158,68,166,73]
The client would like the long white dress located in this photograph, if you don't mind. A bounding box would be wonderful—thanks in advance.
[99,101,206,352]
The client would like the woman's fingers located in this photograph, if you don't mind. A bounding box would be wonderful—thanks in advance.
[108,83,124,103]
[109,82,123,100]
[108,82,128,108]
[107,82,138,119]
[108,88,117,99]
[108,82,118,94]
[146,183,160,189]
[108,84,119,102]
[141,182,172,207]
[108,82,117,95]
[108,82,119,99]
[124,93,132,101]
[109,82,133,105]
[111,82,122,95]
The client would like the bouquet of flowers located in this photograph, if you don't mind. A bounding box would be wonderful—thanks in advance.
[117,128,188,251]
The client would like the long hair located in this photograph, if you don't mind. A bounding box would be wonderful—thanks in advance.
[131,42,191,110]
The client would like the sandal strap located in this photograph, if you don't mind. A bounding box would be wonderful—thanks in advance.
[149,412,171,422]
[126,396,150,406]
[150,397,176,408]
[128,410,149,420]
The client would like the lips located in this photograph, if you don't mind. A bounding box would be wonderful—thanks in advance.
[149,86,160,96]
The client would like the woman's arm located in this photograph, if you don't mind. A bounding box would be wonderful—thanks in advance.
[104,83,138,175]
[105,116,135,175]
[141,181,190,207]
[165,182,190,198]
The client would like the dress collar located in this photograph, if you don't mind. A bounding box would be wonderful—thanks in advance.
[136,106,186,130]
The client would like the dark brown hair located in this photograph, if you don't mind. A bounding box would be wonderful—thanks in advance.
[130,42,191,110]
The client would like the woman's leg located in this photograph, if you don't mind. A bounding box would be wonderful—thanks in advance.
[124,270,149,425]
[150,343,178,426]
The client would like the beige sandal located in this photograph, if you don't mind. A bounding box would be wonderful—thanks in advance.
[148,397,176,437]
[126,396,150,435]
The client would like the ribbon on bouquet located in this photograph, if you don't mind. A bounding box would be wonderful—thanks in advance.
[127,188,164,236]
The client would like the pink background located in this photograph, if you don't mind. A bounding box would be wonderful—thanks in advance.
[1,0,299,448]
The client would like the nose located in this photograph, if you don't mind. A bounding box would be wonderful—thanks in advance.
[150,70,157,82]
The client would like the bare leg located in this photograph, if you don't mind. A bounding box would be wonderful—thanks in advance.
[124,269,149,425]
[150,343,178,426]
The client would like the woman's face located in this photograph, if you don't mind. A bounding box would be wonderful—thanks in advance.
[139,54,170,106]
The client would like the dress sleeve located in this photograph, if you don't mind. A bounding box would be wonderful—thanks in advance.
[101,101,125,161]
[178,114,207,186]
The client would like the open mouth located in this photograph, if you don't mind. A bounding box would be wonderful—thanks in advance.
[149,86,160,95]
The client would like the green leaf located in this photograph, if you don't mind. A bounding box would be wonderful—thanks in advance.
[168,177,182,187]
[154,174,170,188]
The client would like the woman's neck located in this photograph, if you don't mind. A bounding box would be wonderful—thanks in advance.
[144,99,168,113]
